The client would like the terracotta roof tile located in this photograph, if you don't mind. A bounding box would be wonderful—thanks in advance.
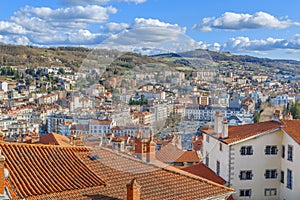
[76,147,233,200]
[1,143,105,199]
[89,119,112,125]
[39,133,72,146]
[181,163,226,185]
[280,119,300,144]
[202,121,281,144]
[156,144,200,163]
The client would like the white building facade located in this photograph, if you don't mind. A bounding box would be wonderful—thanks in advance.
[202,117,300,200]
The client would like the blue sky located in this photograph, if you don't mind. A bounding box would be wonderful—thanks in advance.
[1,0,300,60]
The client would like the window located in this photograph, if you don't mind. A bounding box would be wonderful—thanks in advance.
[265,145,278,155]
[240,146,253,155]
[265,169,277,179]
[264,188,277,196]
[216,161,220,176]
[287,169,292,189]
[280,170,284,183]
[239,189,251,197]
[282,145,285,158]
[219,143,222,151]
[288,145,293,161]
[239,170,253,180]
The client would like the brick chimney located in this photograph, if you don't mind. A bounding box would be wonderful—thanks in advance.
[126,178,141,200]
[214,111,223,135]
[146,133,156,163]
[134,138,147,161]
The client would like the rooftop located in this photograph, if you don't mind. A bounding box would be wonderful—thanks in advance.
[182,163,226,185]
[1,143,105,199]
[202,120,281,144]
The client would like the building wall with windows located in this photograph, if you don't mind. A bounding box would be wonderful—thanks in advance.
[229,130,282,200]
[203,119,300,200]
[280,131,299,200]
[202,134,230,183]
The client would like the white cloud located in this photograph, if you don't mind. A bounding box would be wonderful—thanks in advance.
[194,11,300,31]
[100,18,188,53]
[222,35,300,53]
[15,5,117,24]
[0,21,26,34]
[6,5,118,46]
[106,22,129,32]
[68,29,107,44]
[0,35,31,46]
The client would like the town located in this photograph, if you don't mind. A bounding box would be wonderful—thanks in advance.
[0,47,299,199]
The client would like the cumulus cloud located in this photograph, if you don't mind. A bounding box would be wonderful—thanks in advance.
[106,22,129,32]
[14,5,117,24]
[222,35,300,53]
[100,18,189,53]
[6,4,118,46]
[0,21,26,34]
[194,11,300,31]
[0,35,31,46]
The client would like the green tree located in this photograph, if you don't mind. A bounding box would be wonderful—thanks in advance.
[58,68,65,74]
[253,111,261,123]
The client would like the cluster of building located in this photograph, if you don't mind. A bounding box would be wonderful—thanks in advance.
[0,55,300,199]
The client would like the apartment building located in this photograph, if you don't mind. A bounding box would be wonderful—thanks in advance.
[202,112,300,200]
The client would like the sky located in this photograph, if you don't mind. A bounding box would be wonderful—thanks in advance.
[1,0,300,60]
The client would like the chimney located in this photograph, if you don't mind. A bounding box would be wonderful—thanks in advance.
[285,112,293,120]
[0,132,3,142]
[214,111,223,135]
[146,133,156,163]
[134,138,146,160]
[274,109,282,120]
[70,131,75,146]
[222,118,228,139]
[127,178,141,200]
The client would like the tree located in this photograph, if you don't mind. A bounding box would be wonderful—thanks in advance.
[289,100,300,119]
[253,111,261,123]
[58,68,65,74]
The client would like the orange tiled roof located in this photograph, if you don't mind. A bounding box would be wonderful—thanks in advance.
[181,163,226,185]
[280,119,300,144]
[76,147,233,200]
[1,143,105,199]
[39,133,72,147]
[202,121,281,144]
[156,144,200,163]
[89,119,112,125]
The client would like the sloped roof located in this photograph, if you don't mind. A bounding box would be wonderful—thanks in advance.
[1,143,105,199]
[39,132,72,146]
[156,144,200,163]
[181,163,226,185]
[280,119,300,144]
[202,121,281,144]
[76,147,233,200]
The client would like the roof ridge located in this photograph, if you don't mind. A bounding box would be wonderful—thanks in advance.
[0,142,88,151]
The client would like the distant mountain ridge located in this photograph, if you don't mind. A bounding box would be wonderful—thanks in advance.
[0,44,299,75]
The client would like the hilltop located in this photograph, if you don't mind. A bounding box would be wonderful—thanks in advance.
[0,44,299,77]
